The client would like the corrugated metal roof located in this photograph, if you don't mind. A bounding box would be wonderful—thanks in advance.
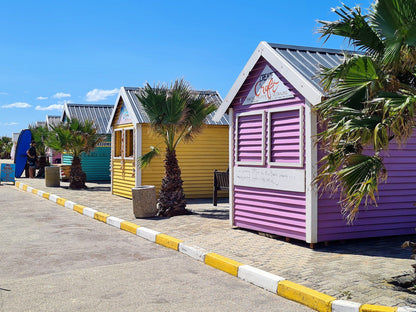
[45,115,61,129]
[268,43,348,93]
[122,87,229,126]
[62,103,114,134]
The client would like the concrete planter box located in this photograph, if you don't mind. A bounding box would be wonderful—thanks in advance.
[45,166,60,187]
[132,186,157,218]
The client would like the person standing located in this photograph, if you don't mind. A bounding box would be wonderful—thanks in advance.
[26,140,37,178]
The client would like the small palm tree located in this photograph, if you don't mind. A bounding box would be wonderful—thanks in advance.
[137,79,217,217]
[315,0,416,222]
[46,118,104,189]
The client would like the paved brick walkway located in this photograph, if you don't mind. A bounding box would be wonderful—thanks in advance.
[10,177,416,308]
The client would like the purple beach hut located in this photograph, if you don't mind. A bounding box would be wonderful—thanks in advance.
[213,42,416,246]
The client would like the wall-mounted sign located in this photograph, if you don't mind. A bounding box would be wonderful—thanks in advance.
[234,166,305,192]
[1,163,15,183]
[117,103,132,125]
[243,65,294,105]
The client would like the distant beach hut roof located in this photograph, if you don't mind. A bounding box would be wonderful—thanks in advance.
[107,87,229,132]
[45,115,61,129]
[61,103,114,134]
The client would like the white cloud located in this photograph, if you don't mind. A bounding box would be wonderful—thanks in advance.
[53,92,71,99]
[2,102,32,108]
[85,88,119,102]
[0,122,18,126]
[36,96,48,100]
[35,104,64,111]
[0,92,8,95]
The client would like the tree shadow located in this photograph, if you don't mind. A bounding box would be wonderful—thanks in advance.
[315,235,416,260]
[186,198,229,220]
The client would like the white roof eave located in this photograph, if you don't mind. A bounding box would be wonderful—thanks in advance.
[213,41,323,122]
[106,87,140,133]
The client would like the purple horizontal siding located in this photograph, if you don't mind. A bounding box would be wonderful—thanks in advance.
[230,57,307,240]
[236,114,263,163]
[270,109,301,164]
[234,186,306,240]
[318,135,416,242]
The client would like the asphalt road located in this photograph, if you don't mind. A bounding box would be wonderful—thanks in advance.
[0,184,311,312]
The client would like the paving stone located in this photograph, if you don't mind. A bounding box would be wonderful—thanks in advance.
[14,178,416,308]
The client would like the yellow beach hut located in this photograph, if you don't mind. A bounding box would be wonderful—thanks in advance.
[106,87,229,199]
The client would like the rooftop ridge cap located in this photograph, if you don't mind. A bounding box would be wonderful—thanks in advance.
[267,42,359,55]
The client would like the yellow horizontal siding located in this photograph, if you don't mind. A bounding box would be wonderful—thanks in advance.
[141,124,228,198]
[112,158,135,199]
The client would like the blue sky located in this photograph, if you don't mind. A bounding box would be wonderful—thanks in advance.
[0,0,372,137]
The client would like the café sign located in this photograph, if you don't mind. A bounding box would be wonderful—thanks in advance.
[243,65,294,105]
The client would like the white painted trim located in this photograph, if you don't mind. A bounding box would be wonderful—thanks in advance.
[135,123,142,187]
[83,207,97,218]
[213,41,323,122]
[178,243,207,262]
[64,200,75,209]
[331,300,361,312]
[137,227,160,242]
[123,127,135,159]
[235,110,266,167]
[106,87,140,133]
[229,107,235,226]
[110,129,114,194]
[106,216,125,228]
[238,265,285,293]
[305,101,318,243]
[114,129,123,159]
[214,42,266,122]
[268,105,304,168]
[48,194,59,203]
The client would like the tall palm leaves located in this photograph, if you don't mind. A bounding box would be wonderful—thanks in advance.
[46,118,104,189]
[316,0,416,222]
[0,136,12,158]
[136,79,217,217]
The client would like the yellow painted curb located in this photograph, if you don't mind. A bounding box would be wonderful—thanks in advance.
[155,234,183,251]
[22,184,28,191]
[359,304,397,312]
[15,181,20,187]
[42,192,50,199]
[94,211,110,223]
[73,204,85,214]
[277,280,335,312]
[120,221,140,234]
[205,253,242,277]
[56,198,67,206]
[32,188,38,194]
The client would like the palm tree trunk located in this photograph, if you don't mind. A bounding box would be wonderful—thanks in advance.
[69,156,86,189]
[158,148,187,217]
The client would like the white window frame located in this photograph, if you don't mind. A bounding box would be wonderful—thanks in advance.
[123,127,135,160]
[235,110,266,166]
[268,105,304,168]
[113,129,123,159]
[113,127,135,160]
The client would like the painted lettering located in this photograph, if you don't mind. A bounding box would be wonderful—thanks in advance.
[254,75,280,100]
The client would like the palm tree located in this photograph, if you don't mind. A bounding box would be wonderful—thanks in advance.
[0,136,12,159]
[315,0,416,222]
[136,79,217,217]
[29,124,50,177]
[46,118,104,189]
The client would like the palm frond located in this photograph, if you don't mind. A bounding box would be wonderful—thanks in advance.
[138,146,160,168]
[317,3,384,55]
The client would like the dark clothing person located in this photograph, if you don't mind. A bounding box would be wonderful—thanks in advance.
[27,146,37,167]
[27,141,37,178]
